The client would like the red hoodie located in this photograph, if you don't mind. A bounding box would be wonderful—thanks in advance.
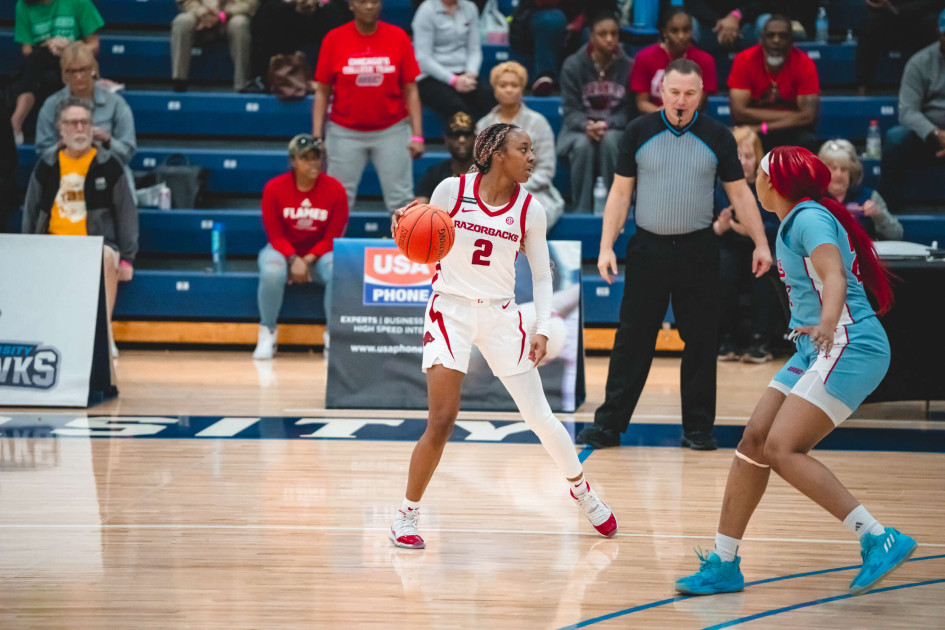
[261,172,349,258]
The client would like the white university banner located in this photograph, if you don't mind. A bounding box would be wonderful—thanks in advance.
[0,235,105,406]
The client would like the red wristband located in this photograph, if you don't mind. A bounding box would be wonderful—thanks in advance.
[448,74,458,87]
[120,260,132,268]
[218,11,227,23]
[730,9,742,20]
[411,136,425,143]
[760,122,768,135]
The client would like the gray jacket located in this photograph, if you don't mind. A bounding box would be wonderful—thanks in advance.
[35,84,138,167]
[23,145,139,263]
[559,43,635,134]
[412,0,482,83]
[898,42,945,140]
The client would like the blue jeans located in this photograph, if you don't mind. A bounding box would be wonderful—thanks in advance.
[257,244,333,329]
[879,125,939,214]
[529,9,567,81]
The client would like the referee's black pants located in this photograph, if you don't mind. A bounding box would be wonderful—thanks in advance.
[594,227,720,436]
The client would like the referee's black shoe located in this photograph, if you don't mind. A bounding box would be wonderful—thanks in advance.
[681,430,718,451]
[576,425,621,448]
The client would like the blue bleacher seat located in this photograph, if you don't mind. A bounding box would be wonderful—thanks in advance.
[0,0,177,26]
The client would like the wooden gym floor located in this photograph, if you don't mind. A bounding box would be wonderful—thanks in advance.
[1,349,943,629]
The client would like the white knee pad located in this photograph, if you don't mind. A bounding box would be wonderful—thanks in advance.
[735,449,770,469]
[500,370,582,479]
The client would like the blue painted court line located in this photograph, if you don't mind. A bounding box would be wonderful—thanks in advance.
[556,554,945,629]
[578,445,594,463]
[701,578,945,629]
[1,415,943,451]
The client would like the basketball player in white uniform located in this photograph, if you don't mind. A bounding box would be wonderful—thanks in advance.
[388,123,618,549]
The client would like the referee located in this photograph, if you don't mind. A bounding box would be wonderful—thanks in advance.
[577,59,772,450]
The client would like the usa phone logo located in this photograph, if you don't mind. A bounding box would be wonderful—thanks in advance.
[363,247,435,306]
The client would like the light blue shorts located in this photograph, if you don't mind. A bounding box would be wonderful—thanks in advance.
[770,316,890,422]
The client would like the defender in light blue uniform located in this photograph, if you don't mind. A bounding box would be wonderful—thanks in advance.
[675,147,916,600]
[771,199,890,416]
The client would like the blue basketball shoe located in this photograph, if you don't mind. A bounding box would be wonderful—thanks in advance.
[849,527,917,595]
[675,548,745,595]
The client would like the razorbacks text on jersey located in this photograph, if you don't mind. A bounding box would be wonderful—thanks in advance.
[428,172,544,301]
[776,200,877,329]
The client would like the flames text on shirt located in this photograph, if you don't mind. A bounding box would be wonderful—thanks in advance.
[453,219,520,243]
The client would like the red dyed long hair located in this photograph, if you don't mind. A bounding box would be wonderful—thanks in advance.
[766,146,893,314]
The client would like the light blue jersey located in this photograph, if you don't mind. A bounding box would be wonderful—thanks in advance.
[772,200,890,412]
[776,200,876,329]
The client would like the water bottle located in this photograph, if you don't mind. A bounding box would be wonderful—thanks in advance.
[593,176,607,216]
[158,184,171,210]
[845,29,856,45]
[211,222,226,272]
[866,120,882,159]
[815,7,828,44]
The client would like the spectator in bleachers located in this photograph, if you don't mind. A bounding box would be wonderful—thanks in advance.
[34,43,137,170]
[0,108,17,233]
[254,134,347,360]
[556,11,633,213]
[683,0,769,52]
[819,139,903,241]
[412,0,497,123]
[313,0,424,213]
[880,12,945,214]
[240,0,349,93]
[728,14,820,152]
[415,111,475,203]
[855,0,944,95]
[22,97,137,355]
[713,126,780,363]
[171,0,257,92]
[510,0,616,95]
[11,0,104,145]
[476,61,565,228]
[631,8,717,114]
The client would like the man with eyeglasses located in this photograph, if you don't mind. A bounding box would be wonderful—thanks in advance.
[22,96,138,356]
[35,42,137,170]
[728,14,821,152]
[253,133,348,360]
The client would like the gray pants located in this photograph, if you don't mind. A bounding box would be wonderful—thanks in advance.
[557,129,622,213]
[325,120,414,213]
[171,12,251,89]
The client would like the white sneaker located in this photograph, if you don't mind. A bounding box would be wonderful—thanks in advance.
[571,482,618,537]
[109,338,119,358]
[252,325,278,360]
[389,507,425,549]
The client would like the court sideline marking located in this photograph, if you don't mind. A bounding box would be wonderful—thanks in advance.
[555,554,945,629]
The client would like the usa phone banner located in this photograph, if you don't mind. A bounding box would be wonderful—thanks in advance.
[0,235,114,407]
[326,239,585,412]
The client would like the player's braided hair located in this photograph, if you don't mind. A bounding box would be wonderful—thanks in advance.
[469,123,520,174]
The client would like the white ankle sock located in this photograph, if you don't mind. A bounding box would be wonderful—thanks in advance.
[569,475,587,496]
[714,532,741,562]
[843,505,884,539]
[402,498,421,512]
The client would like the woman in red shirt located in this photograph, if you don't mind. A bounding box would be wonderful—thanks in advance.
[254,134,348,360]
[312,0,424,214]
[630,9,717,114]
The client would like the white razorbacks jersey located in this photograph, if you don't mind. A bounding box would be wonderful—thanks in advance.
[429,172,537,301]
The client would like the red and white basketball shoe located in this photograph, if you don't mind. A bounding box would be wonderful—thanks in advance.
[571,483,618,537]
[389,507,426,549]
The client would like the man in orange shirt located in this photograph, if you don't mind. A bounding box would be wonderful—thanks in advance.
[23,96,138,355]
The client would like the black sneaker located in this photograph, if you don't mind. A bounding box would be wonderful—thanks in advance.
[239,76,267,93]
[172,78,188,93]
[742,335,772,363]
[681,431,718,451]
[576,425,621,448]
[718,335,739,361]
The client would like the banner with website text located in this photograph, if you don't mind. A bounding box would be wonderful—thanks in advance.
[326,239,584,412]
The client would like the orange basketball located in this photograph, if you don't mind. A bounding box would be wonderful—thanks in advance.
[395,204,455,264]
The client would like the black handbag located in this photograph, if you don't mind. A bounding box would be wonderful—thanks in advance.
[154,154,209,209]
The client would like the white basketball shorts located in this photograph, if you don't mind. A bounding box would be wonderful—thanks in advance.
[422,292,532,377]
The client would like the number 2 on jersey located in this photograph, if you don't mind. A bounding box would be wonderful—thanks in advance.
[472,239,492,266]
